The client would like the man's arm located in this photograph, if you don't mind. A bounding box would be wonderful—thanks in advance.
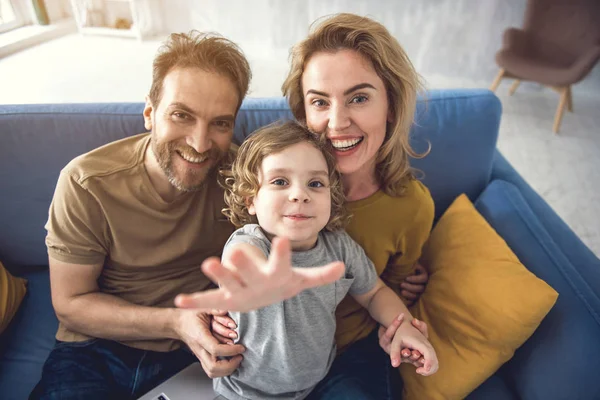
[50,257,246,378]
[49,257,180,340]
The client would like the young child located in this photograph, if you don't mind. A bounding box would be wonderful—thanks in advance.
[213,121,438,400]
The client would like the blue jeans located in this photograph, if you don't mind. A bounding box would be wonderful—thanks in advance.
[307,328,403,400]
[29,339,196,400]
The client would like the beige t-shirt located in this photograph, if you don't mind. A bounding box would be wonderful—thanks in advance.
[45,133,235,352]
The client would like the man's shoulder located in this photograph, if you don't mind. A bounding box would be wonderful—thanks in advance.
[63,133,149,185]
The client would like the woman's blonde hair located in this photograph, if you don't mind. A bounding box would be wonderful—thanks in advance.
[220,120,349,231]
[149,30,251,111]
[282,13,428,196]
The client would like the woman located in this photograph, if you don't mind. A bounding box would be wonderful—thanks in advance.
[281,13,434,399]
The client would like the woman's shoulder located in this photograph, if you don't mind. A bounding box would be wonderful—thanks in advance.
[347,178,433,232]
[382,178,434,217]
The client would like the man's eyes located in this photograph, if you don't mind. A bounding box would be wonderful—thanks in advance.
[214,120,233,129]
[172,111,190,120]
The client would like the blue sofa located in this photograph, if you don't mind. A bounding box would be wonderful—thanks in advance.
[1,89,599,400]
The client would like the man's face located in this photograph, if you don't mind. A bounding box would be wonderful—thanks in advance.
[144,67,239,192]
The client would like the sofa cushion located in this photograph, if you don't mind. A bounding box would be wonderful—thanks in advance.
[400,193,558,400]
[0,270,58,400]
[0,103,146,271]
[0,261,27,334]
[475,180,600,400]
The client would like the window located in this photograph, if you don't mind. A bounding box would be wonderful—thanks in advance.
[0,0,24,34]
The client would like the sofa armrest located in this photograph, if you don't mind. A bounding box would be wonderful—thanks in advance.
[491,151,600,310]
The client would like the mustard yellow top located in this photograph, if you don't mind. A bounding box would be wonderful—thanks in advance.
[335,178,435,353]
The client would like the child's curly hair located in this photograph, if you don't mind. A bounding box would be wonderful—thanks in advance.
[220,120,349,231]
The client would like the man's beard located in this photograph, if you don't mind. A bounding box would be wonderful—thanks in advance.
[151,134,224,192]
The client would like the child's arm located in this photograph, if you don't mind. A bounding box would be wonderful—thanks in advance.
[352,278,438,375]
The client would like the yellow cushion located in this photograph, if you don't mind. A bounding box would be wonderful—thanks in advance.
[0,261,27,334]
[400,194,558,400]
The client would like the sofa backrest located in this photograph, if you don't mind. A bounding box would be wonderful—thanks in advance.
[0,89,501,273]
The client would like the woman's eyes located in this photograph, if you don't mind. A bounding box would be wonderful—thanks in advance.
[310,95,368,108]
[350,94,368,104]
[311,99,328,108]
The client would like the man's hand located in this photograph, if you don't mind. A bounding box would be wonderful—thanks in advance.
[173,309,245,378]
[400,263,429,306]
[175,237,345,312]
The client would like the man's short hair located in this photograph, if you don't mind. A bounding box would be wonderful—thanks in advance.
[149,31,251,112]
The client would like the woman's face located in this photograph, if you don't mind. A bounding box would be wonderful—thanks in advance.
[302,49,390,177]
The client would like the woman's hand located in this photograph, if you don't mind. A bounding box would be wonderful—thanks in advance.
[390,319,438,376]
[378,314,430,369]
[400,263,429,306]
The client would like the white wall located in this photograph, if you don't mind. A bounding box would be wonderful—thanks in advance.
[153,0,600,96]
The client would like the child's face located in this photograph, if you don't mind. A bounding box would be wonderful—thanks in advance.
[249,141,332,251]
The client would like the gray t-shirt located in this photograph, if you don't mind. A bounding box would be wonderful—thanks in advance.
[213,224,378,400]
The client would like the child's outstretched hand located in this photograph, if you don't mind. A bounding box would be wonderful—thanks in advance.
[175,237,345,313]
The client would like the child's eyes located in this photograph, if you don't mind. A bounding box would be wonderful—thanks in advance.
[308,180,326,188]
[271,179,288,186]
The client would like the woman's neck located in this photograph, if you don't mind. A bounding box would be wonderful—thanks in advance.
[342,167,380,201]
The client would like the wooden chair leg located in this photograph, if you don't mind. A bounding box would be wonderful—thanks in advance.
[508,80,521,95]
[553,87,569,133]
[490,69,505,92]
[567,86,573,112]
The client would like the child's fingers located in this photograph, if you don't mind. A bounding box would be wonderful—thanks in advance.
[416,348,439,376]
[410,349,422,361]
[213,332,235,345]
[213,314,236,329]
[211,318,237,340]
[202,258,244,292]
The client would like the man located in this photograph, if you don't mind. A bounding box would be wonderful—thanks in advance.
[31,31,344,400]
